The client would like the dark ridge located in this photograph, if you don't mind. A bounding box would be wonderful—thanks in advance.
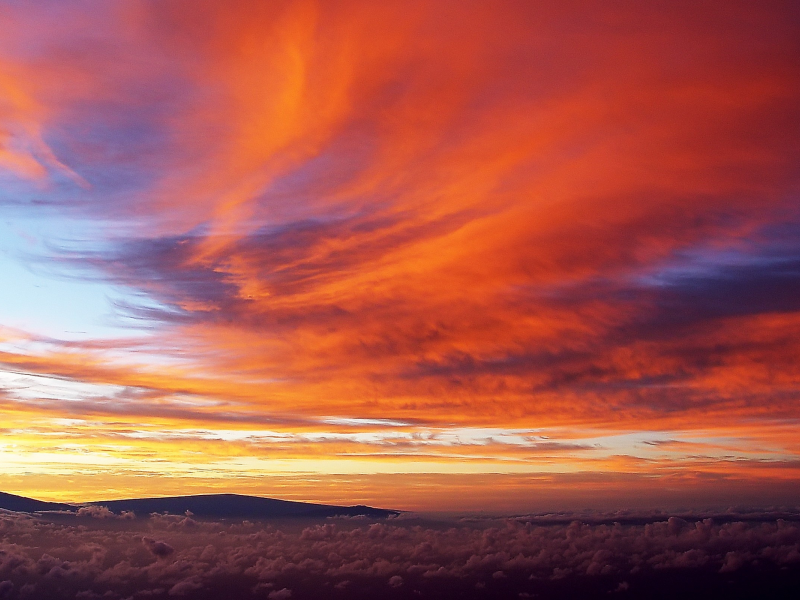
[91,493,399,519]
[0,491,399,519]
[0,491,75,513]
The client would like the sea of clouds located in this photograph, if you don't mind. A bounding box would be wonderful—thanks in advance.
[1,508,799,599]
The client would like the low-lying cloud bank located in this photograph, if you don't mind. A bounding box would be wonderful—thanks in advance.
[0,509,799,599]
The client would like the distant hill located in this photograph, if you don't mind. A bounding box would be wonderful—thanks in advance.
[0,491,74,513]
[92,493,400,519]
[0,491,399,519]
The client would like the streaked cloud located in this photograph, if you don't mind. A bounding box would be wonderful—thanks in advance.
[0,0,798,508]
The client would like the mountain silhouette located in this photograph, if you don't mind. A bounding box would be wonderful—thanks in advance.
[0,491,399,519]
[93,493,398,519]
[0,491,74,513]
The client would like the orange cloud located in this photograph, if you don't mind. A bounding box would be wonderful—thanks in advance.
[0,0,798,509]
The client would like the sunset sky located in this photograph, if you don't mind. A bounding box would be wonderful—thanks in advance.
[0,0,798,512]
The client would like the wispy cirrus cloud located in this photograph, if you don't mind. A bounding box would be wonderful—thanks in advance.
[0,0,798,507]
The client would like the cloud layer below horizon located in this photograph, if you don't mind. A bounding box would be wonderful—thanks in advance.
[0,509,799,599]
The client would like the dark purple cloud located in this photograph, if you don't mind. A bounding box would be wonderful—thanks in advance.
[0,509,798,599]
